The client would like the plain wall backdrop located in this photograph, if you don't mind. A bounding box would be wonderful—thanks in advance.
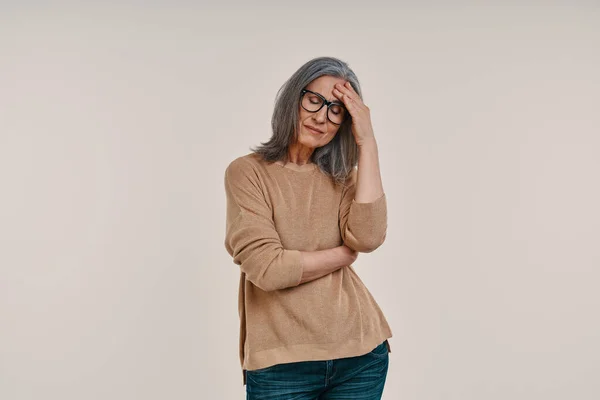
[1,2,599,399]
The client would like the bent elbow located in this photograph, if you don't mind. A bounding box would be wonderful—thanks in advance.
[252,278,283,292]
[344,231,387,253]
[239,251,303,292]
[240,260,280,291]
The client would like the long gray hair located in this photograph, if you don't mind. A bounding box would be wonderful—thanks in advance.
[250,56,362,186]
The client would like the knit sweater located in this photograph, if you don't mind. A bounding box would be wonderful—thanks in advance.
[224,152,393,385]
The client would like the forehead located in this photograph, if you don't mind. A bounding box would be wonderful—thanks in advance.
[305,75,347,98]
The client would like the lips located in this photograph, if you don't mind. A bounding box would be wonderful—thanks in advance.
[305,125,325,134]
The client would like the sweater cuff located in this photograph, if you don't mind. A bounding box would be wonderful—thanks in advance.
[287,249,304,288]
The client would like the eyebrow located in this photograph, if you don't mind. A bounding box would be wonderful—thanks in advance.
[310,90,343,105]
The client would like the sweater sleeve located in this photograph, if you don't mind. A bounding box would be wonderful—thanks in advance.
[339,169,388,253]
[224,158,304,292]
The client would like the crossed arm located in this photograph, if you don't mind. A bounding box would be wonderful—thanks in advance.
[224,141,386,292]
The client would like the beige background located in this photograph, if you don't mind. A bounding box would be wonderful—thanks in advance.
[1,2,599,399]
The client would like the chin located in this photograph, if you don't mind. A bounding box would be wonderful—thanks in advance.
[301,134,324,146]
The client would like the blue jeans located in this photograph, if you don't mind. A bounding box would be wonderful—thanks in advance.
[246,340,389,399]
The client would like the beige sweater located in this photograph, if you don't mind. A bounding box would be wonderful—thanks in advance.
[224,152,393,385]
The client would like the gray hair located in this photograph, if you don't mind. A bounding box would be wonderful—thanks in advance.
[250,56,362,186]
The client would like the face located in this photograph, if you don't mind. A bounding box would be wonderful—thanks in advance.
[296,75,348,149]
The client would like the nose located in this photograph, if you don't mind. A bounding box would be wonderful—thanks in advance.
[313,104,328,124]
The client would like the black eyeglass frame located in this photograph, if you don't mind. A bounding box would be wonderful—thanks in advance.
[300,88,348,126]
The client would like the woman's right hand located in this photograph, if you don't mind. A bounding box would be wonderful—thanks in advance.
[340,244,359,265]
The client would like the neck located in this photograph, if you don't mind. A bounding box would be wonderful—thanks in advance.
[286,143,314,166]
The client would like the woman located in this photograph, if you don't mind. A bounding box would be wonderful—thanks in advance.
[224,56,393,399]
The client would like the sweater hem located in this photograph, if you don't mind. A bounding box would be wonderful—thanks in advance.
[242,330,393,377]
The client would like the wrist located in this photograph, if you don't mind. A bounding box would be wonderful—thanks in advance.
[357,136,377,149]
[338,245,355,265]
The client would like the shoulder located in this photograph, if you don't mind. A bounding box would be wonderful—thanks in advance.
[224,153,266,183]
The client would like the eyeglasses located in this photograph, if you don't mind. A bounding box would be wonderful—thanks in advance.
[300,88,348,125]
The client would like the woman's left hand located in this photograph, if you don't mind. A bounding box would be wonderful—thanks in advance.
[333,81,376,147]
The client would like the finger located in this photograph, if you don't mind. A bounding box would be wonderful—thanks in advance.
[335,87,363,117]
[332,87,347,103]
[334,82,355,102]
[344,81,359,96]
[333,85,357,106]
[335,82,365,109]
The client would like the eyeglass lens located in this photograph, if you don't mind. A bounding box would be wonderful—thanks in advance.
[301,92,346,124]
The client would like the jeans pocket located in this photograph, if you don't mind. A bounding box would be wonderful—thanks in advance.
[368,341,389,358]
